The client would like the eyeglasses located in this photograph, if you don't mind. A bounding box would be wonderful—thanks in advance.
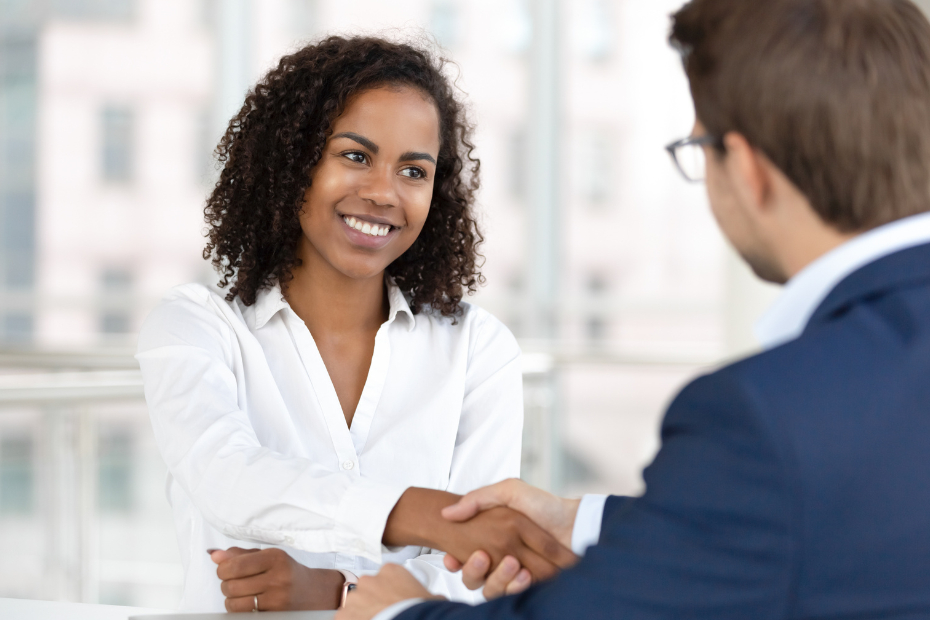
[665,134,722,183]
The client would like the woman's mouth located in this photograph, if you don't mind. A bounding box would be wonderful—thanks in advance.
[342,215,393,237]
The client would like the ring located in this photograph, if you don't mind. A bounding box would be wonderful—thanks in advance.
[253,594,259,612]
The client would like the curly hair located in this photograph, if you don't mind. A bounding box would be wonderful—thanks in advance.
[203,36,484,317]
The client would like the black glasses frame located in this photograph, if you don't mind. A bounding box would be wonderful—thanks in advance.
[665,134,723,183]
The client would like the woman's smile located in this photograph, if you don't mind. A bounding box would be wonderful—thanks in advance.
[338,212,399,249]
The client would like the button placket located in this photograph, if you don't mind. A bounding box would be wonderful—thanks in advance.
[283,310,361,476]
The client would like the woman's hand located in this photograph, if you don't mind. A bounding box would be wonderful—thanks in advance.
[382,488,576,584]
[210,547,344,611]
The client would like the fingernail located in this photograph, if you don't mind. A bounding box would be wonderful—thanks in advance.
[516,570,531,585]
[206,549,219,555]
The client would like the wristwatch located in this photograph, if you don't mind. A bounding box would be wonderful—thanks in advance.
[338,569,358,608]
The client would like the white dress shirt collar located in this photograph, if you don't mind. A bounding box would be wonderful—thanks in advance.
[249,276,416,332]
[754,211,930,349]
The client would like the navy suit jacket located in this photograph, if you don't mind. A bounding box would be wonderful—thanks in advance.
[401,243,930,620]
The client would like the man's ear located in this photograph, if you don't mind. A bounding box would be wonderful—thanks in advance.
[722,132,773,216]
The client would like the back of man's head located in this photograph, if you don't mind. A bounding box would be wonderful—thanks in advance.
[671,0,930,232]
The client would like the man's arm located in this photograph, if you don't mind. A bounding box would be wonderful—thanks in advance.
[346,369,797,620]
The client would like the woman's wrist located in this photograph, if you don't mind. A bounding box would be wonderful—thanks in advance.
[383,487,462,549]
[300,567,345,610]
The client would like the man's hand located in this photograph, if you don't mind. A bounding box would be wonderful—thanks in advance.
[438,479,582,598]
[383,488,575,584]
[444,550,532,599]
[442,479,581,549]
[336,563,436,620]
[210,547,344,611]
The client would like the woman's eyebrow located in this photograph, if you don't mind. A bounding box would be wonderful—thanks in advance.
[332,131,378,153]
[400,151,437,165]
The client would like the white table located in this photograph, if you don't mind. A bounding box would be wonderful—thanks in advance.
[0,597,171,620]
[0,598,338,619]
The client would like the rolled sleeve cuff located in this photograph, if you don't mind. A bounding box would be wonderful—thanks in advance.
[334,478,408,563]
[373,598,425,620]
[571,494,608,556]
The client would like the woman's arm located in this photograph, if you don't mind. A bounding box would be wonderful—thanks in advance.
[385,312,574,597]
[137,287,407,561]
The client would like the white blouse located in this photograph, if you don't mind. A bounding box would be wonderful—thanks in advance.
[136,281,523,612]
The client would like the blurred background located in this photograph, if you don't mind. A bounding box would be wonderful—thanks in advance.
[5,0,921,610]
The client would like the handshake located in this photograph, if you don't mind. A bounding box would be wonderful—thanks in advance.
[209,479,580,615]
[339,479,580,619]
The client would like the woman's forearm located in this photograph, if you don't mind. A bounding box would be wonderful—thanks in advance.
[383,487,462,549]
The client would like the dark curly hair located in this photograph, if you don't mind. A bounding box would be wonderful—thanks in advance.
[203,36,484,317]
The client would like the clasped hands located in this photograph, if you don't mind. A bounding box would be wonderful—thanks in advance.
[209,479,578,616]
[339,479,581,620]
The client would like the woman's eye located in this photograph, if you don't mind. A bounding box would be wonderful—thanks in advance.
[343,151,367,164]
[400,167,426,179]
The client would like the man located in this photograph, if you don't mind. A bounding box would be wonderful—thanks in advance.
[340,0,930,618]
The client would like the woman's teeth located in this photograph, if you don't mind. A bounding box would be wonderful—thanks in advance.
[343,215,391,237]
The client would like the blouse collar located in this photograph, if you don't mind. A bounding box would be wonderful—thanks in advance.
[250,276,416,332]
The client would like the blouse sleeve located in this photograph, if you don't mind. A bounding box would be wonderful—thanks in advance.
[401,309,525,601]
[136,286,406,563]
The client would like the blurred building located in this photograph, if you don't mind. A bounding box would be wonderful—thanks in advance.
[0,0,865,608]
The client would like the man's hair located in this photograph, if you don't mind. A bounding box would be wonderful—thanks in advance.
[671,0,930,232]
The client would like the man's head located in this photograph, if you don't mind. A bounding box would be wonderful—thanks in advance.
[670,0,930,283]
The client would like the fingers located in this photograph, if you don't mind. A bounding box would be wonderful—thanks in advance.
[519,522,577,570]
[225,594,264,613]
[505,569,532,596]
[216,547,283,581]
[441,479,523,522]
[459,551,491,590]
[507,545,559,582]
[443,554,464,572]
[210,546,257,565]
[479,555,519,599]
[220,573,266,599]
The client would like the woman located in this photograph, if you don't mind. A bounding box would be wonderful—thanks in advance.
[137,37,572,613]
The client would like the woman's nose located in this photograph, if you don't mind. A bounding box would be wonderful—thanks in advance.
[358,167,399,207]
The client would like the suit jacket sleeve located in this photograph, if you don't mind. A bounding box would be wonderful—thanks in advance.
[397,370,798,620]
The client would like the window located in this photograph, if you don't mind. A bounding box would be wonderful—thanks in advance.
[50,0,135,21]
[98,430,134,513]
[509,130,527,200]
[496,0,531,54]
[571,0,612,62]
[2,313,33,344]
[577,128,612,205]
[584,273,609,342]
[0,37,38,342]
[288,0,318,37]
[99,268,133,335]
[101,106,134,183]
[431,0,459,49]
[0,435,34,516]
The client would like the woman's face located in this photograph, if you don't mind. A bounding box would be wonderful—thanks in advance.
[298,86,441,281]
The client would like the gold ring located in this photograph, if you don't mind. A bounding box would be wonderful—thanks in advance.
[253,594,259,612]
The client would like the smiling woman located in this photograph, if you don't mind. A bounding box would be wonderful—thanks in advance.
[135,37,574,614]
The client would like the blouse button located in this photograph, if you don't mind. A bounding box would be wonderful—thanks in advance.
[342,461,355,471]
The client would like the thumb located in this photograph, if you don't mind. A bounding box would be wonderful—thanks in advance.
[441,480,517,522]
[209,546,258,564]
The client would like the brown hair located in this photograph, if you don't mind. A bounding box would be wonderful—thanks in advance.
[203,36,483,317]
[671,0,930,232]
